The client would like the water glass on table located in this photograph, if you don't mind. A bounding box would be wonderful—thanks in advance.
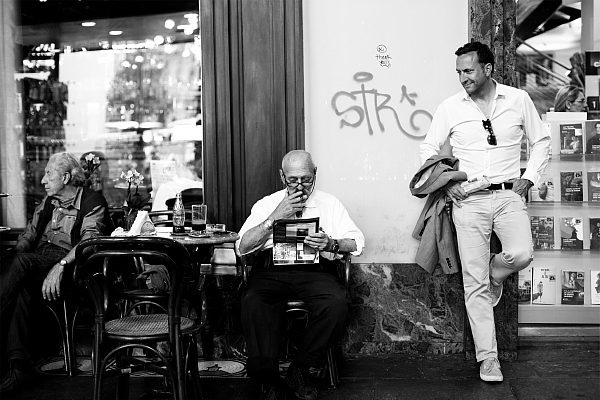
[192,204,207,233]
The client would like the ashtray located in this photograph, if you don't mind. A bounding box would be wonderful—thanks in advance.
[212,230,231,235]
[189,231,210,238]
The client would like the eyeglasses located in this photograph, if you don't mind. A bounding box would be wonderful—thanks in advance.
[482,119,497,146]
[282,172,315,188]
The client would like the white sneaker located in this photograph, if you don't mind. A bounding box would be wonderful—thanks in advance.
[480,357,503,382]
[489,279,503,307]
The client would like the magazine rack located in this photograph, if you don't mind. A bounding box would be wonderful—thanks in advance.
[519,115,600,324]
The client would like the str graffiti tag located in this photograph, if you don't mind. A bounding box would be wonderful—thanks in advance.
[331,71,432,139]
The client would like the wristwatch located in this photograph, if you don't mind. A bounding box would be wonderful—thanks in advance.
[262,219,273,231]
[59,259,68,267]
[331,239,340,254]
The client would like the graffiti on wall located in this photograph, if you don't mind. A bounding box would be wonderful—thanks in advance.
[331,71,432,139]
[376,45,392,68]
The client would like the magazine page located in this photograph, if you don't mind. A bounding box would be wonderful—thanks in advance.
[532,267,556,305]
[588,171,600,202]
[559,123,583,157]
[530,176,555,202]
[518,266,532,304]
[584,120,600,155]
[590,218,600,250]
[531,216,554,250]
[591,270,600,305]
[559,171,583,202]
[561,270,585,305]
[272,218,320,265]
[560,217,584,250]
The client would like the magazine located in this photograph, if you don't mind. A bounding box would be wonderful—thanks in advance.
[590,218,600,250]
[584,120,600,155]
[588,171,600,202]
[559,123,583,155]
[517,267,532,304]
[591,270,600,305]
[272,218,320,265]
[530,176,555,202]
[530,216,554,250]
[561,270,585,305]
[559,171,583,202]
[560,217,583,250]
[532,267,556,305]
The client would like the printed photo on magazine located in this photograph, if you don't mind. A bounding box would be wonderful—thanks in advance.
[272,217,320,265]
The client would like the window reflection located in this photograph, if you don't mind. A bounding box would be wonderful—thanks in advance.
[16,2,202,222]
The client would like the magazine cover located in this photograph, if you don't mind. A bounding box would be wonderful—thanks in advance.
[584,120,600,154]
[561,270,585,305]
[588,171,600,202]
[530,216,554,250]
[559,171,584,202]
[591,270,600,305]
[559,123,583,155]
[272,218,319,265]
[590,218,600,250]
[530,176,555,202]
[532,267,557,305]
[517,266,532,304]
[560,217,584,250]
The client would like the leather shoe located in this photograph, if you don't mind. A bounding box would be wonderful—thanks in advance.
[285,362,317,400]
[0,368,32,394]
[259,383,286,400]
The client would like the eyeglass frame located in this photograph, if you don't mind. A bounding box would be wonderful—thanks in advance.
[280,170,316,189]
[482,119,497,146]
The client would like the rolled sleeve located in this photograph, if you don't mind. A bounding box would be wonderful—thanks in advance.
[520,93,551,185]
[328,198,365,257]
[420,103,450,164]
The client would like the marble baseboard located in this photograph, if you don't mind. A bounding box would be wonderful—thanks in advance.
[205,262,519,359]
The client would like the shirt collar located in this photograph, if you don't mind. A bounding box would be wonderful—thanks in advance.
[461,79,504,101]
[51,186,83,210]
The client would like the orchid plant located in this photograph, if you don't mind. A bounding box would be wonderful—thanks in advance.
[82,153,102,189]
[120,168,151,229]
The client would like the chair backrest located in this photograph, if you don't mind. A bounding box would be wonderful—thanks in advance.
[164,188,203,209]
[75,237,193,322]
[147,210,192,227]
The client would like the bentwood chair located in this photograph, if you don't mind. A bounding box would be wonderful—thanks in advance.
[240,253,351,389]
[75,236,203,400]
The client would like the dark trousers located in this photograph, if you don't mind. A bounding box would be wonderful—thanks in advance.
[0,243,68,362]
[241,269,349,384]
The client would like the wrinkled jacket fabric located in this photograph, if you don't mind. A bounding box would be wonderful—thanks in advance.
[410,156,467,274]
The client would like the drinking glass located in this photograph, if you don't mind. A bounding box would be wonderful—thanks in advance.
[191,205,207,233]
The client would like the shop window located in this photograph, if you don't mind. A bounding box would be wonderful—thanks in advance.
[9,0,202,224]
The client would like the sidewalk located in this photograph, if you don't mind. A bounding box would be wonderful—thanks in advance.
[3,335,598,399]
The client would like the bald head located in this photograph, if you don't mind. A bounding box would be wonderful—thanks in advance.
[281,150,315,172]
[279,150,317,195]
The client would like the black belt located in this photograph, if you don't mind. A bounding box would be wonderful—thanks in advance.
[488,182,513,190]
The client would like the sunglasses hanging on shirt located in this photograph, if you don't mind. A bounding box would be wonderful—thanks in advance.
[482,119,497,146]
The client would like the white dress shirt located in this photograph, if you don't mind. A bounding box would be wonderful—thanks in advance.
[236,188,365,257]
[420,81,551,185]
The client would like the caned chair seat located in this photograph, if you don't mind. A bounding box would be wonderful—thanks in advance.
[105,314,196,339]
[76,236,203,400]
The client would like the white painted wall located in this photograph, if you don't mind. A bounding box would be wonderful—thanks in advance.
[303,0,468,263]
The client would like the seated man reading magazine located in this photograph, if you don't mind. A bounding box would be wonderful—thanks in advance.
[236,150,364,400]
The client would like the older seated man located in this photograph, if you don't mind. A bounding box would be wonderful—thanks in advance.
[0,152,112,394]
[236,150,365,400]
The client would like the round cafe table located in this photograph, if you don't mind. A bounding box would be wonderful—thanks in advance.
[155,227,239,360]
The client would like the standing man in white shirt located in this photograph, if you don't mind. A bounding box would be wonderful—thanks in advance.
[420,42,551,382]
[237,150,364,400]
